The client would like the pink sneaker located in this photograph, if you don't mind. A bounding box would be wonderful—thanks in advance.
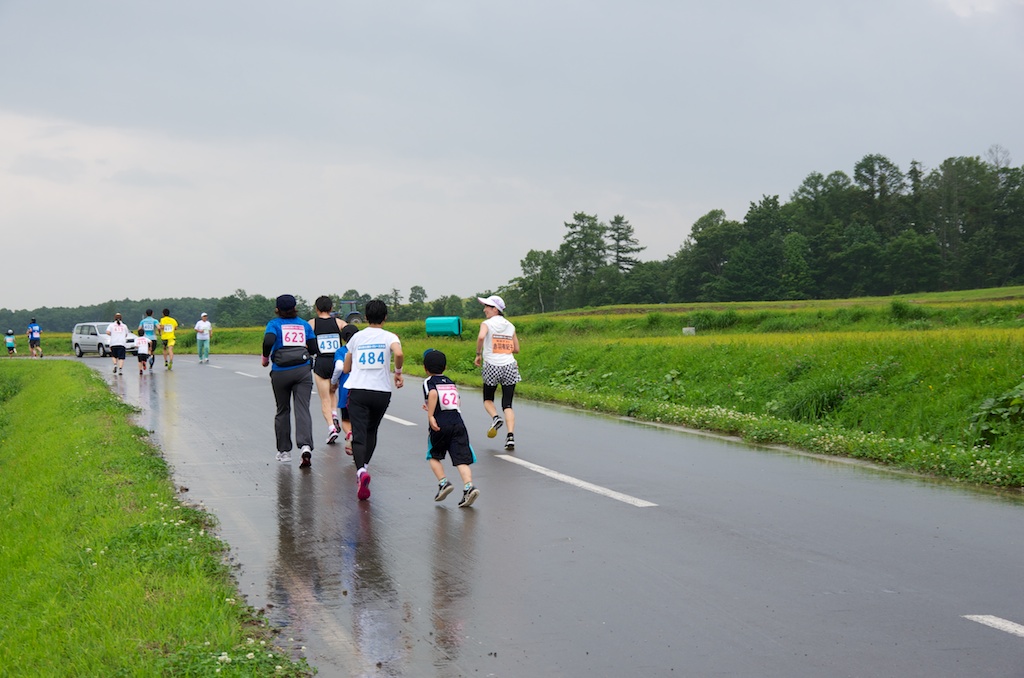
[357,472,371,500]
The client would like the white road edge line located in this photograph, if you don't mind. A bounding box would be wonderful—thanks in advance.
[963,615,1024,638]
[235,371,261,379]
[496,454,657,508]
[384,414,417,426]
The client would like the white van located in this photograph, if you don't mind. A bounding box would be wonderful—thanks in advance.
[72,322,137,357]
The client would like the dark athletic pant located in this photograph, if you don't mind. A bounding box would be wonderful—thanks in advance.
[347,389,392,469]
[270,365,313,453]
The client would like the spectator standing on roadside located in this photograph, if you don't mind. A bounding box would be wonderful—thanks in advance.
[262,294,319,467]
[474,295,521,451]
[422,349,479,507]
[194,312,213,363]
[310,296,349,445]
[26,317,42,358]
[159,309,178,370]
[106,313,132,375]
[138,309,160,370]
[135,328,152,375]
[342,299,404,500]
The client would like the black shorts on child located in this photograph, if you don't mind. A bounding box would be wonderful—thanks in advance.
[427,419,476,467]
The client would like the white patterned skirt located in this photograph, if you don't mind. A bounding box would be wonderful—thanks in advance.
[482,361,521,386]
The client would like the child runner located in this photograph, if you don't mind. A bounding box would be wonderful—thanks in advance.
[5,330,15,356]
[422,349,479,507]
[135,328,152,375]
[342,299,403,500]
[329,324,360,453]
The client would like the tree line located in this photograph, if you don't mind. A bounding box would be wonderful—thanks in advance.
[500,147,1024,312]
[5,147,1022,329]
[0,288,487,333]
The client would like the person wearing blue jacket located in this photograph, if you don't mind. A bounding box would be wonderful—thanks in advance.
[261,294,319,467]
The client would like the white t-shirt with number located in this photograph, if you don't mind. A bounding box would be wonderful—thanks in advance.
[481,316,517,366]
[345,326,401,392]
[107,321,133,347]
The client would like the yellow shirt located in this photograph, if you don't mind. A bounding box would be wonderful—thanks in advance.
[159,316,178,340]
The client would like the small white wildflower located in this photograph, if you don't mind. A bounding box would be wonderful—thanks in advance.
[246,652,255,659]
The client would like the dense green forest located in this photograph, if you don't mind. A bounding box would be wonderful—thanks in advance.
[4,149,1022,329]
[501,149,1024,313]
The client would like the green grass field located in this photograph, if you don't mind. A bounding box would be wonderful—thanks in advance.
[0,361,312,676]
[14,285,1024,489]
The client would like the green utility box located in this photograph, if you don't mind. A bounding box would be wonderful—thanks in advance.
[425,316,463,337]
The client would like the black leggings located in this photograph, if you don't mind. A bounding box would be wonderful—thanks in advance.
[347,389,392,469]
[483,382,516,411]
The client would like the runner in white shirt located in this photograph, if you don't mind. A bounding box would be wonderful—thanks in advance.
[106,313,133,375]
[194,313,213,363]
[342,300,403,501]
[474,295,522,450]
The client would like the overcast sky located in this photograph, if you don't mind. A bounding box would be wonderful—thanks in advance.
[1,0,1022,312]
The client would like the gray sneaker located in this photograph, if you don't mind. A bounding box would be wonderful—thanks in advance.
[299,445,312,468]
[486,416,504,438]
[458,485,479,508]
[434,479,454,502]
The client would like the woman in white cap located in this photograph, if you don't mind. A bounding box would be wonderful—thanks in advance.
[473,295,520,450]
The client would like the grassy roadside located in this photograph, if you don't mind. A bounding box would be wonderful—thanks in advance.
[0,361,312,676]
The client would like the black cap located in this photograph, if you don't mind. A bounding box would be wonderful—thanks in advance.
[276,294,297,311]
[423,349,446,374]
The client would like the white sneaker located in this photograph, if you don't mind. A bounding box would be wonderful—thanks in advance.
[326,427,340,445]
[276,450,291,463]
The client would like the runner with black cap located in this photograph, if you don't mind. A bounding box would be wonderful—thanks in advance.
[262,294,319,467]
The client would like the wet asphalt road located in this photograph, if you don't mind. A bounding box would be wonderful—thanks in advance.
[86,354,1024,677]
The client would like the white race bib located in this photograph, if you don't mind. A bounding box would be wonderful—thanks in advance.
[317,333,340,353]
[281,324,306,347]
[436,383,461,411]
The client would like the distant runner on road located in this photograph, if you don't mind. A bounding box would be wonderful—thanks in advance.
[194,312,212,363]
[159,309,178,370]
[138,309,160,370]
[106,313,132,375]
[26,317,42,358]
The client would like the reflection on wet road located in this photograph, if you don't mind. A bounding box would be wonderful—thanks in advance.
[87,355,1024,677]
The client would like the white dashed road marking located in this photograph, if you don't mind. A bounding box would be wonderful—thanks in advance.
[964,615,1024,638]
[384,414,417,426]
[235,372,261,379]
[496,454,657,507]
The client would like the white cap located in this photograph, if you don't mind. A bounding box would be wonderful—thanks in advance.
[201,312,208,317]
[477,295,505,312]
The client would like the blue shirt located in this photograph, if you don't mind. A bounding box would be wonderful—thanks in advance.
[139,316,160,339]
[264,317,315,371]
[27,323,41,340]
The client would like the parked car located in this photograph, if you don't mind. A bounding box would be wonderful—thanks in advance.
[71,322,137,357]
